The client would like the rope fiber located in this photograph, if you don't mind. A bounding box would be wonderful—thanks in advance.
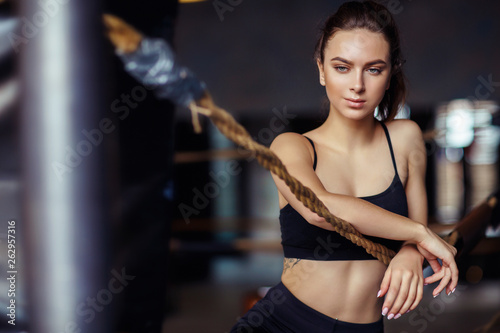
[190,98,396,265]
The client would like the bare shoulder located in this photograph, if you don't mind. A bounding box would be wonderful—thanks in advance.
[271,132,310,150]
[270,132,314,164]
[384,119,424,146]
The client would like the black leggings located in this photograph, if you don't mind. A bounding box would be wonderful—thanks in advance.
[230,282,384,333]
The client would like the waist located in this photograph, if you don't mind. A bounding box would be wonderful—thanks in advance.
[281,259,386,323]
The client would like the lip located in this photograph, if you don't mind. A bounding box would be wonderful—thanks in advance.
[345,98,366,109]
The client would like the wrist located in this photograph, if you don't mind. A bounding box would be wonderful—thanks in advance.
[399,243,425,262]
[411,222,427,244]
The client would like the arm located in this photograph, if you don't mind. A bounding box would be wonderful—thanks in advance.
[378,120,428,318]
[271,131,426,243]
[270,128,457,289]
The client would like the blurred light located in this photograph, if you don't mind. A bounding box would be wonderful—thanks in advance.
[394,104,411,119]
[436,205,462,224]
[0,18,18,58]
[446,108,474,148]
[179,0,207,3]
[466,126,500,165]
[374,104,410,120]
[474,109,492,127]
[0,79,18,117]
[445,147,464,163]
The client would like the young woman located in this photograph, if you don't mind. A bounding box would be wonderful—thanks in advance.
[230,1,458,332]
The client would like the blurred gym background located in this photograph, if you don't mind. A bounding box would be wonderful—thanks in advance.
[0,0,499,332]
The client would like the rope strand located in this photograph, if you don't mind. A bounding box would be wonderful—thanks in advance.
[189,102,396,265]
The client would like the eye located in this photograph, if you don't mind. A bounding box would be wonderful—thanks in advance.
[367,68,382,75]
[334,66,349,73]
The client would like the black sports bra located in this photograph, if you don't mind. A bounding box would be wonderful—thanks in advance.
[279,122,408,260]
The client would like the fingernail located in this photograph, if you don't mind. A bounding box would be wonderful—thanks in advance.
[447,291,451,296]
[424,283,429,286]
[382,307,388,316]
[387,313,394,320]
[377,290,382,298]
[433,293,439,298]
[394,314,401,320]
[452,288,456,294]
[406,310,411,314]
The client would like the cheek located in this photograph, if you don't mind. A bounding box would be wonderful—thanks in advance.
[324,73,348,96]
[366,77,390,97]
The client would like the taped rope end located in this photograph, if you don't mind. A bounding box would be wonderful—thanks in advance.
[189,102,212,134]
[189,102,202,134]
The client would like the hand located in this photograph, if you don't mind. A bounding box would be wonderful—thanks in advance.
[415,226,458,296]
[378,245,424,319]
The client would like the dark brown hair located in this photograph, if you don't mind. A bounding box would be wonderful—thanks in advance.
[315,1,406,122]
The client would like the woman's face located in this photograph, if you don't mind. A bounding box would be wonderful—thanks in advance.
[317,28,391,121]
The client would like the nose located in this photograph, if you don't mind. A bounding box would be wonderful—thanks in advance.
[350,70,365,94]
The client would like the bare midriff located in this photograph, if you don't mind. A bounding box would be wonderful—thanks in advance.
[281,259,386,323]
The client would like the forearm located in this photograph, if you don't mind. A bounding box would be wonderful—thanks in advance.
[316,192,426,243]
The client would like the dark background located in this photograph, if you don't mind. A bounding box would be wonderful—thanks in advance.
[174,0,500,117]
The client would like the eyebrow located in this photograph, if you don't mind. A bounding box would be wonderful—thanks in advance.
[330,57,387,66]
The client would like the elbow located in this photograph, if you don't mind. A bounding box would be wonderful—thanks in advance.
[307,211,324,225]
[303,209,328,226]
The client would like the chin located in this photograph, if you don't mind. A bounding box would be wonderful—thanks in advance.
[341,109,374,121]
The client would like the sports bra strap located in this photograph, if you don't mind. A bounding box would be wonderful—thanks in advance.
[304,136,317,170]
[379,122,399,176]
[305,123,398,175]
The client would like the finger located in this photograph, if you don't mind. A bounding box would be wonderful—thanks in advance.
[423,259,444,285]
[424,267,444,285]
[386,272,411,319]
[432,268,451,297]
[397,276,418,316]
[378,269,392,299]
[382,275,401,318]
[446,260,459,295]
[439,253,458,295]
[410,277,424,311]
[389,274,415,318]
[428,258,443,275]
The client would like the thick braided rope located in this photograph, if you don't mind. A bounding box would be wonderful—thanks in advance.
[190,103,396,265]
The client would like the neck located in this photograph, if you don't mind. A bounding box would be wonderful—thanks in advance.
[318,108,379,150]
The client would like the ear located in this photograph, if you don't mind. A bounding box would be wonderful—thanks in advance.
[316,59,326,86]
